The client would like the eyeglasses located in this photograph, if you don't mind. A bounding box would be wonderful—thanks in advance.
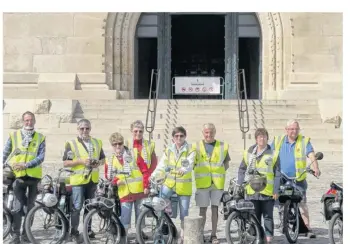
[112,142,123,146]
[174,134,185,138]
[133,130,143,134]
[79,127,90,131]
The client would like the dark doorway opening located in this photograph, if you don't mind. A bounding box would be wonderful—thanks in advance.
[135,38,157,99]
[238,38,260,99]
[171,14,225,99]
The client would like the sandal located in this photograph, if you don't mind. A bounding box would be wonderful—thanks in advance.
[210,235,219,244]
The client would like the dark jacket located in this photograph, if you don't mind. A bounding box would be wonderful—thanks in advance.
[237,144,281,200]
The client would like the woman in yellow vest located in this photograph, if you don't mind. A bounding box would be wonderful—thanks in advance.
[151,126,196,244]
[104,132,150,240]
[237,128,281,244]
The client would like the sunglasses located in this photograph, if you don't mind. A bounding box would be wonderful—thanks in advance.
[79,127,90,131]
[133,130,143,134]
[174,134,185,138]
[112,142,123,146]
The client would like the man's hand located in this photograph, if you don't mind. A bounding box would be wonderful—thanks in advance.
[117,179,125,186]
[312,167,321,177]
[177,169,185,177]
[84,159,91,166]
[273,194,278,200]
[144,188,150,195]
[14,163,26,171]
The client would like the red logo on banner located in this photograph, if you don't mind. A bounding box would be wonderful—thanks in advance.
[195,87,200,92]
[181,87,186,92]
[209,87,213,92]
[202,87,207,92]
[189,87,193,92]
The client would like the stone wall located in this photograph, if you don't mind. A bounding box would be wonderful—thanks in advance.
[3,12,343,102]
[279,12,343,99]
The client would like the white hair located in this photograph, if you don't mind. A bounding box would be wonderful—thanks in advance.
[77,119,91,128]
[203,123,216,132]
[130,120,144,131]
[286,119,300,128]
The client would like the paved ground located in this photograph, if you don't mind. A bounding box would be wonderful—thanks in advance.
[3,159,342,244]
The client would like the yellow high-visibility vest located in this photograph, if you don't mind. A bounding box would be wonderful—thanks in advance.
[107,154,144,198]
[67,138,102,186]
[194,140,229,190]
[163,144,196,196]
[274,135,310,181]
[125,139,155,169]
[9,130,45,179]
[243,150,278,196]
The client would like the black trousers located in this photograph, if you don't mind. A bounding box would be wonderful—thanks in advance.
[251,199,274,237]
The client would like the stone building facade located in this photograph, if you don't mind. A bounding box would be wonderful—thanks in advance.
[3,12,342,102]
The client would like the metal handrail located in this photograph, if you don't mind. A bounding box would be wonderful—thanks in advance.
[145,69,161,142]
[236,69,250,149]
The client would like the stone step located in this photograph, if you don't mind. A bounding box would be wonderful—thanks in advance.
[77,99,319,106]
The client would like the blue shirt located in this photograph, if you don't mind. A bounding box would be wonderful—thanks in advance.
[270,136,314,177]
[3,131,46,168]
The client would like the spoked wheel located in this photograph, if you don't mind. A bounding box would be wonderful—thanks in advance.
[3,207,12,239]
[282,200,299,243]
[82,208,126,244]
[136,208,174,244]
[24,204,68,244]
[329,213,343,244]
[225,211,262,244]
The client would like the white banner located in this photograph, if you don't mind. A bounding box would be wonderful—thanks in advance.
[174,77,221,95]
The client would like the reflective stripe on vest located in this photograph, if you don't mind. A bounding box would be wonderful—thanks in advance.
[274,135,309,181]
[243,150,278,196]
[10,130,44,179]
[164,144,195,196]
[68,138,102,186]
[109,155,143,198]
[194,140,228,190]
[125,139,155,168]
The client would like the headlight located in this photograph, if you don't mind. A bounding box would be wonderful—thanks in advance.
[152,197,167,212]
[43,193,58,207]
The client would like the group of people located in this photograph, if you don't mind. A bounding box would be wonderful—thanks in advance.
[3,110,321,244]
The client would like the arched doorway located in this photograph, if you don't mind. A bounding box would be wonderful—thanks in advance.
[134,12,261,99]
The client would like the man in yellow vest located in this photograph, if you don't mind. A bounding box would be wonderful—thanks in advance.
[194,123,230,244]
[3,111,46,244]
[151,126,196,244]
[270,119,320,239]
[62,119,106,242]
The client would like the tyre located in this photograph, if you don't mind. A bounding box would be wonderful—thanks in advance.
[329,213,343,244]
[24,204,68,244]
[82,208,126,244]
[135,208,174,244]
[225,211,262,244]
[3,207,12,239]
[282,200,299,243]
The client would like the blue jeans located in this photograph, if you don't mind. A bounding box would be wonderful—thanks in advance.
[71,181,97,232]
[160,185,191,221]
[120,199,143,229]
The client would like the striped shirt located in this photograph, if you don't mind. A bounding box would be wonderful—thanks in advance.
[2,131,46,168]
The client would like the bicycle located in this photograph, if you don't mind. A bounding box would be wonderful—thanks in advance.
[3,148,22,239]
[222,174,265,244]
[277,152,323,243]
[135,167,182,244]
[24,168,74,244]
[82,169,130,244]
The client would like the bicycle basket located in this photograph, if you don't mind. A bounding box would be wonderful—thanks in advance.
[235,199,255,211]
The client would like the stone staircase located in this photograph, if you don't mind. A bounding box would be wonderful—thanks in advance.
[3,99,342,171]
